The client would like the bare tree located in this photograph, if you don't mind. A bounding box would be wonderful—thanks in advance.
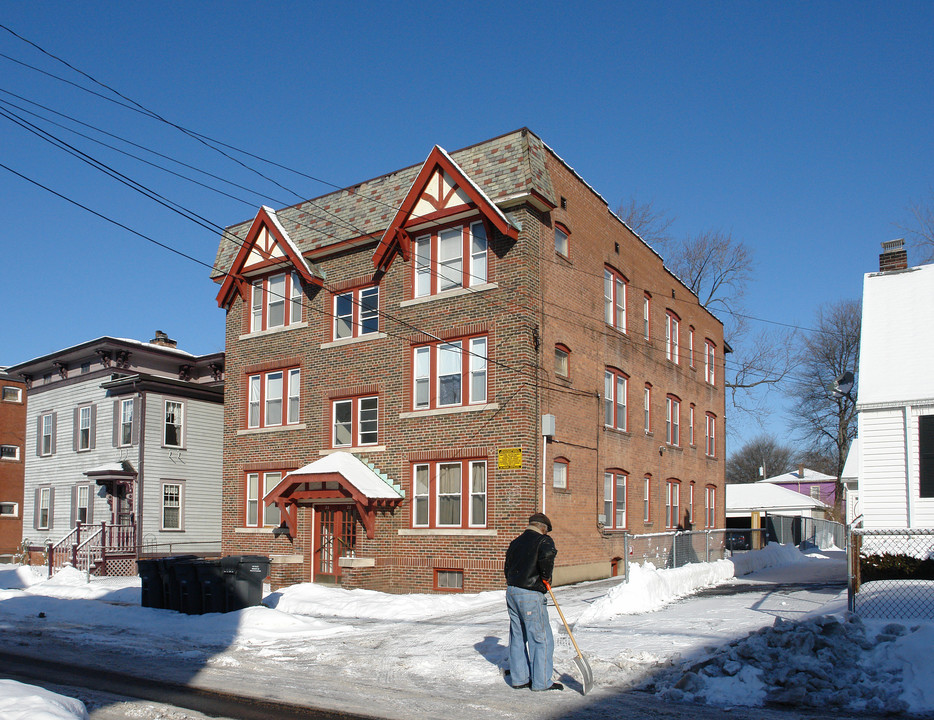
[726,434,797,484]
[786,299,861,503]
[899,191,934,264]
[619,196,794,428]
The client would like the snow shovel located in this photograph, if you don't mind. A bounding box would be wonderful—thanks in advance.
[544,580,594,695]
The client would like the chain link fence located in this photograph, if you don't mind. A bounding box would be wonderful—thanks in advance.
[848,528,934,619]
[767,516,845,549]
[626,528,769,575]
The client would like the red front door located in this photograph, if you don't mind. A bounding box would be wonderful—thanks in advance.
[314,505,358,584]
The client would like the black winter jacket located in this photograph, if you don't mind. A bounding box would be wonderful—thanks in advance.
[504,528,557,593]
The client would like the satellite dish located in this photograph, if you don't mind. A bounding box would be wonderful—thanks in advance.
[833,371,855,400]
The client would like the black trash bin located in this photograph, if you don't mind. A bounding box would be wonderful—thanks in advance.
[137,558,163,609]
[194,559,227,614]
[172,560,203,615]
[160,555,198,612]
[222,555,270,611]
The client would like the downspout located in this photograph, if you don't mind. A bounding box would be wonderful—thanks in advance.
[904,404,913,528]
[137,392,145,552]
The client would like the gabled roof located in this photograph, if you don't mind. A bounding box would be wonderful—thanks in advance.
[759,468,837,484]
[372,145,520,271]
[264,452,403,540]
[211,129,556,281]
[215,205,324,308]
[726,483,829,514]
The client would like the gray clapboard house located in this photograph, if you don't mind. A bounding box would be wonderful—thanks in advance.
[6,332,223,575]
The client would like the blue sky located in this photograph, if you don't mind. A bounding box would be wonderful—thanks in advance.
[1,2,932,453]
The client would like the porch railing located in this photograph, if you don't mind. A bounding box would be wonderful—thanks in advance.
[47,522,137,577]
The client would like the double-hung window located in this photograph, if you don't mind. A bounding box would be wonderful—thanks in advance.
[332,396,379,447]
[412,460,487,528]
[643,476,651,523]
[604,368,628,431]
[333,286,379,340]
[666,481,680,528]
[553,458,568,490]
[666,395,680,446]
[643,295,651,340]
[688,327,695,368]
[75,484,90,524]
[39,412,55,456]
[689,404,696,446]
[705,486,716,528]
[164,400,184,447]
[250,271,303,332]
[413,221,488,298]
[705,340,716,385]
[413,336,487,410]
[38,487,52,530]
[604,267,627,332]
[644,385,652,433]
[246,471,284,527]
[247,368,300,428]
[119,399,134,446]
[554,223,569,258]
[555,344,570,378]
[706,413,717,457]
[666,312,680,363]
[603,471,627,530]
[77,405,93,452]
[162,483,182,530]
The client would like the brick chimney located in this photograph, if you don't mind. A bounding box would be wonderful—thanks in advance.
[879,238,908,272]
[798,464,805,479]
[149,330,177,349]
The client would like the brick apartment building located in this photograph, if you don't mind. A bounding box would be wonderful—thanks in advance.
[0,370,26,559]
[213,128,726,593]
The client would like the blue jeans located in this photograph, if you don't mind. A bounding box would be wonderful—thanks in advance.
[506,585,554,690]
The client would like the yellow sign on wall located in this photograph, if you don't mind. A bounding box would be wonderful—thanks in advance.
[498,448,522,469]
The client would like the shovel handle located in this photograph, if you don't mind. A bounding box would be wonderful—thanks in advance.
[543,580,585,661]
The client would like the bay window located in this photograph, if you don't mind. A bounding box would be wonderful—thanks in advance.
[412,460,487,528]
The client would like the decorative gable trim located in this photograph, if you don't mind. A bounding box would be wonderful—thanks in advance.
[216,206,324,309]
[372,146,520,272]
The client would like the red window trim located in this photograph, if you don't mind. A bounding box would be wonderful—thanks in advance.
[665,478,682,529]
[643,474,652,523]
[604,265,628,333]
[243,468,294,528]
[247,271,303,333]
[554,222,571,259]
[666,310,680,364]
[605,367,629,432]
[433,567,465,593]
[329,394,379,449]
[411,334,488,411]
[411,218,490,298]
[245,366,301,429]
[705,412,718,457]
[553,456,570,491]
[666,393,681,447]
[604,468,628,530]
[331,284,380,341]
[704,484,717,529]
[411,458,488,529]
[555,343,571,379]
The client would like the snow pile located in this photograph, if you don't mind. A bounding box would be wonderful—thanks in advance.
[267,581,503,620]
[0,679,88,720]
[648,614,934,715]
[576,543,805,626]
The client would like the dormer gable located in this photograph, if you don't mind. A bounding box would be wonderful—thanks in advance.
[216,206,323,308]
[373,146,519,272]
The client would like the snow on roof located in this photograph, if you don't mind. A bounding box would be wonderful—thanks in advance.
[282,452,401,500]
[260,206,322,280]
[859,262,934,405]
[726,482,829,513]
[759,467,837,484]
[841,438,860,483]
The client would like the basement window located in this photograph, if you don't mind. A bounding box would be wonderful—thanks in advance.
[435,569,464,592]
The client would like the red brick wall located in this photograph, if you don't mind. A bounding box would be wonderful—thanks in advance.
[219,148,726,593]
[0,377,26,556]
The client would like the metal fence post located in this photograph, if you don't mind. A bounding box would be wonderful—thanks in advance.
[623,533,630,582]
[846,527,855,613]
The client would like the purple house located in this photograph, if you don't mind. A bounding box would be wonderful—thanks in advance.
[758,466,838,508]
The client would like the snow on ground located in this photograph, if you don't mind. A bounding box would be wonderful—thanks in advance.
[0,544,931,719]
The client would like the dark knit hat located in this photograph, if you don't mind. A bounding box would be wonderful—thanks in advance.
[529,512,552,532]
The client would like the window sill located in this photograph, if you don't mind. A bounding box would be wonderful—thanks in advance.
[238,424,307,436]
[161,445,186,451]
[603,426,630,437]
[400,403,499,419]
[320,333,387,350]
[235,527,278,535]
[319,445,386,455]
[399,528,497,537]
[338,556,376,568]
[400,283,499,307]
[239,322,308,341]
